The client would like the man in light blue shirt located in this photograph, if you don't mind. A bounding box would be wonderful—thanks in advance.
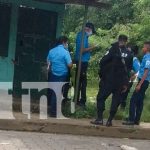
[123,41,150,125]
[75,22,97,107]
[47,36,72,117]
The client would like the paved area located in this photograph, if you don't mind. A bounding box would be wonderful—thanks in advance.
[0,130,150,150]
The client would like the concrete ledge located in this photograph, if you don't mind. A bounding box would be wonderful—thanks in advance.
[0,113,150,140]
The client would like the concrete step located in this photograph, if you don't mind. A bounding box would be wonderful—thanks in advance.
[0,112,150,140]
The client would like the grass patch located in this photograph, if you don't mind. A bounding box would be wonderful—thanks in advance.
[64,81,150,122]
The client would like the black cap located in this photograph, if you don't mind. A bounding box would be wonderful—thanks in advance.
[85,22,96,34]
[118,34,128,42]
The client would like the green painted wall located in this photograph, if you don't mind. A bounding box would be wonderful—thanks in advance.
[0,0,65,86]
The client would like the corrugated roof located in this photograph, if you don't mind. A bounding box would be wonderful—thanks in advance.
[34,0,110,8]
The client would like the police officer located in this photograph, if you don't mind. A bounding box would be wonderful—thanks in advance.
[91,35,133,126]
[74,22,97,108]
[123,41,150,125]
[120,45,140,109]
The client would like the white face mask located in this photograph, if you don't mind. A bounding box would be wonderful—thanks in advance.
[86,31,93,36]
[64,43,68,49]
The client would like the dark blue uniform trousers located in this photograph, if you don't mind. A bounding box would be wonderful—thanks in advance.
[75,62,88,105]
[97,79,122,121]
[129,80,149,123]
[48,73,67,116]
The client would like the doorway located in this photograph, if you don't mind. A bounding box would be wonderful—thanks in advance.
[13,6,58,97]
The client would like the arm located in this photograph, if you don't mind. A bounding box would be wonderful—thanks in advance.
[136,58,150,92]
[130,72,137,81]
[130,58,140,81]
[65,51,73,69]
[68,63,73,69]
[47,61,50,70]
[100,47,113,67]
[82,46,97,53]
[136,69,149,92]
[133,58,140,74]
[47,52,51,70]
[98,48,114,78]
[76,32,97,53]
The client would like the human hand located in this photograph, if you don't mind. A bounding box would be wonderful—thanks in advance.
[95,43,101,48]
[47,65,50,71]
[11,59,17,65]
[130,75,136,82]
[135,84,141,92]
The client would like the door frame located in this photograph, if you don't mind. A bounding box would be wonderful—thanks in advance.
[0,0,65,88]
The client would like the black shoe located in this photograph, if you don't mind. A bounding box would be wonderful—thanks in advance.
[77,102,86,110]
[106,120,112,127]
[134,121,140,125]
[63,98,71,103]
[122,120,134,125]
[76,101,81,106]
[80,103,86,109]
[90,119,103,125]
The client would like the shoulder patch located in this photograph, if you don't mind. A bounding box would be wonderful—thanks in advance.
[105,51,109,56]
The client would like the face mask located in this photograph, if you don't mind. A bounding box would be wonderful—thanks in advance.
[64,43,68,50]
[86,31,93,36]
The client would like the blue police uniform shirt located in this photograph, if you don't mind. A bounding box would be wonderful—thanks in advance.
[75,32,90,62]
[133,57,140,73]
[47,45,72,76]
[138,53,150,81]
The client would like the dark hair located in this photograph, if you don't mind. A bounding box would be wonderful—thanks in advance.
[132,45,139,55]
[57,36,68,45]
[50,36,68,49]
[144,41,150,46]
[85,22,96,34]
[118,35,128,42]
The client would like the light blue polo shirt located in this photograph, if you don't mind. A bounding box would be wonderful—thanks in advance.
[75,32,90,62]
[138,53,150,81]
[133,57,140,73]
[47,45,72,76]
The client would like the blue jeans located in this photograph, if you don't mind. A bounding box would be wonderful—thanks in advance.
[48,73,67,116]
[129,80,149,123]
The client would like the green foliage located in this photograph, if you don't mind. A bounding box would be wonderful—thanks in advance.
[63,0,150,72]
[62,0,150,121]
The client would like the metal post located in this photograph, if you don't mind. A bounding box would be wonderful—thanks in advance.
[74,4,88,105]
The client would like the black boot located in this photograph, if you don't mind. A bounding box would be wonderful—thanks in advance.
[106,120,112,127]
[90,118,103,125]
[106,116,113,127]
[122,120,134,125]
[134,121,140,125]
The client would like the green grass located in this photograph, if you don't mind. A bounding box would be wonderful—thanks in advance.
[64,81,150,122]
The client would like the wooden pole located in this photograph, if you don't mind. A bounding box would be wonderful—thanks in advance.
[74,4,88,105]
